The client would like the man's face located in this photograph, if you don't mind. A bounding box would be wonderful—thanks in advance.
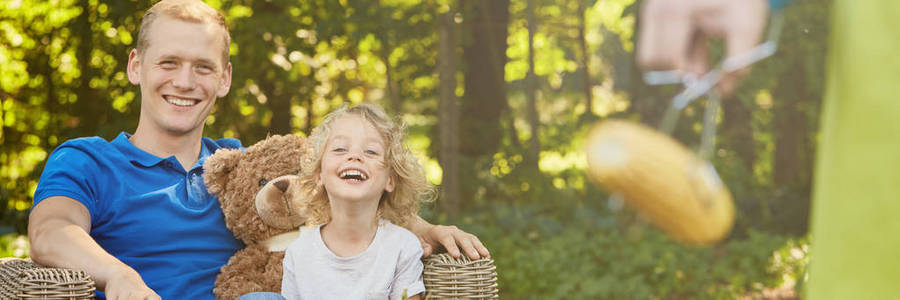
[127,15,231,137]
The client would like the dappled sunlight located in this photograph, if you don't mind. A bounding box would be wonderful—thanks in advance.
[591,79,630,117]
[424,158,442,186]
[0,234,29,258]
[588,0,636,51]
[538,150,586,175]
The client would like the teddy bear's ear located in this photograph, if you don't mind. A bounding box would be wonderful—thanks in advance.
[203,148,242,196]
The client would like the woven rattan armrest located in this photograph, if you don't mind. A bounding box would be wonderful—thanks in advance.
[0,257,96,299]
[422,253,499,299]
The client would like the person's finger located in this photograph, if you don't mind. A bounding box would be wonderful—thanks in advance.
[455,233,480,260]
[686,33,710,77]
[467,235,491,259]
[419,236,434,258]
[719,0,768,94]
[637,0,694,72]
[439,233,462,258]
[722,0,768,61]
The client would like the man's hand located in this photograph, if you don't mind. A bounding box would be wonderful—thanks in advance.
[637,0,769,94]
[103,267,160,300]
[420,224,491,260]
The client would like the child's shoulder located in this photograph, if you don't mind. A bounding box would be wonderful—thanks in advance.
[286,224,323,252]
[378,219,421,248]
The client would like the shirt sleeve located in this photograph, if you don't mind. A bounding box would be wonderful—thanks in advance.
[214,137,244,150]
[33,145,101,220]
[391,233,426,300]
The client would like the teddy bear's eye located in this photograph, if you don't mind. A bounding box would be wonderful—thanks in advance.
[258,179,268,186]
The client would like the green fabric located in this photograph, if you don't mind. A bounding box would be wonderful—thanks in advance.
[806,0,900,298]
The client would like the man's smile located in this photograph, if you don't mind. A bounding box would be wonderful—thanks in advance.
[164,95,201,107]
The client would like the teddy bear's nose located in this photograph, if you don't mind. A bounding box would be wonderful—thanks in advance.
[274,180,289,192]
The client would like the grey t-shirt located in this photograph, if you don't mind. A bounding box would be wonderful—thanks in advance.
[281,219,426,299]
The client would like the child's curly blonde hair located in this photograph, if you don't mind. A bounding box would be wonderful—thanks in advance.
[297,103,434,228]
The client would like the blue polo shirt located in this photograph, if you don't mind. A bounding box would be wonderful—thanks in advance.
[33,132,244,300]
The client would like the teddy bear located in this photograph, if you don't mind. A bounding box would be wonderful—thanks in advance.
[203,134,309,300]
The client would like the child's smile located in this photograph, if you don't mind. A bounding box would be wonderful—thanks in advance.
[319,115,395,203]
[338,168,369,182]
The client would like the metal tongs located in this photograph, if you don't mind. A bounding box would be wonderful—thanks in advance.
[605,12,785,212]
[643,11,785,160]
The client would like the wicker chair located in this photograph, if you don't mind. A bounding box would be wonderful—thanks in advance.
[0,254,497,299]
[423,253,499,299]
[0,257,96,299]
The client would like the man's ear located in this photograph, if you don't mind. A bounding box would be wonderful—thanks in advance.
[216,62,232,98]
[203,148,242,196]
[127,49,141,85]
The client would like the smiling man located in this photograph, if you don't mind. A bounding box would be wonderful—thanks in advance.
[27,1,488,299]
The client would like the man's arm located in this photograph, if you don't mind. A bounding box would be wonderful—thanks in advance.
[28,196,160,300]
[408,215,490,259]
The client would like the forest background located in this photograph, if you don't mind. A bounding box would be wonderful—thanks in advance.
[1,0,827,298]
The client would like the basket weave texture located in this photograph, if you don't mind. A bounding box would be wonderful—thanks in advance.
[423,253,498,299]
[0,257,96,299]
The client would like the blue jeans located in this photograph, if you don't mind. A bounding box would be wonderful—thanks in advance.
[237,292,287,300]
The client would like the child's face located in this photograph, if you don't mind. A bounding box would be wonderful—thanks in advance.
[318,114,395,204]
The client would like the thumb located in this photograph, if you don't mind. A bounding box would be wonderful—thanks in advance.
[419,237,433,257]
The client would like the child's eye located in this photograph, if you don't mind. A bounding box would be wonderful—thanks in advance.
[331,147,347,152]
[365,150,379,155]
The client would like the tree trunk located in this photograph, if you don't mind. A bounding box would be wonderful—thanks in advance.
[305,92,314,136]
[525,0,540,165]
[263,79,292,135]
[772,61,813,234]
[625,11,663,125]
[721,94,756,172]
[73,0,107,136]
[459,0,510,204]
[577,0,594,121]
[460,0,509,157]
[773,66,812,194]
[438,13,460,217]
[380,37,400,114]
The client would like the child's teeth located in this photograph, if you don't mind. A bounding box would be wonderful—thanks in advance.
[340,170,367,180]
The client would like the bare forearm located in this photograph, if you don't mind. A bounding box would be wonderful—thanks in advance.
[28,197,146,293]
[408,215,433,237]
[29,219,138,291]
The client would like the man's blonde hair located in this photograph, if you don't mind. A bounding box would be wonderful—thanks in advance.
[137,0,230,67]
[298,103,434,228]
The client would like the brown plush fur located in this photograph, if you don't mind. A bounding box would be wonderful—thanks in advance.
[203,134,308,300]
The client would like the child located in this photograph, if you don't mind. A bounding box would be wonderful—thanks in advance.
[282,103,432,300]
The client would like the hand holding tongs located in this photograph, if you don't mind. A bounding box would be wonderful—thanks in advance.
[643,11,785,160]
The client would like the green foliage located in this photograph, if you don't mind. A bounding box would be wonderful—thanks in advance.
[0,233,29,258]
[447,199,807,299]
